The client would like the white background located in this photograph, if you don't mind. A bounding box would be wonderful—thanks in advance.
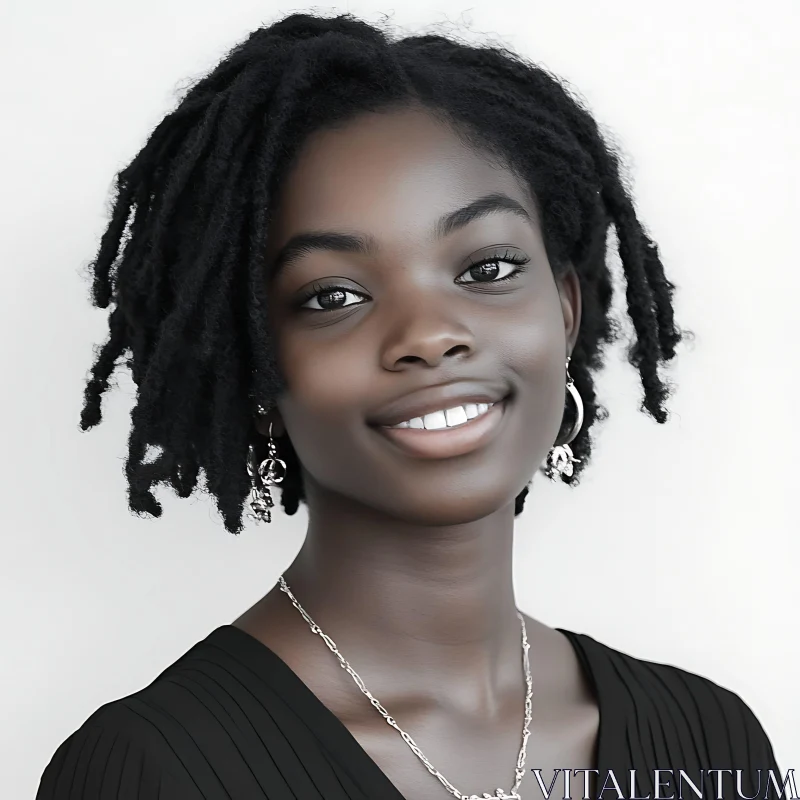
[2,0,798,795]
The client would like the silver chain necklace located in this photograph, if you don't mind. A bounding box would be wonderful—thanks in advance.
[278,575,533,800]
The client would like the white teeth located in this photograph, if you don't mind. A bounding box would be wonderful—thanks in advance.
[389,402,496,430]
[423,409,448,430]
[464,404,480,419]
[444,406,468,427]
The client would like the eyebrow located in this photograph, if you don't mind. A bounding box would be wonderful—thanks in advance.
[268,192,533,276]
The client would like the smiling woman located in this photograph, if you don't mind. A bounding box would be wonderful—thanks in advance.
[36,10,781,800]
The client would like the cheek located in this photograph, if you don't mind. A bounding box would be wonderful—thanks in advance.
[278,327,373,411]
[498,287,571,449]
[498,278,566,371]
[274,331,373,472]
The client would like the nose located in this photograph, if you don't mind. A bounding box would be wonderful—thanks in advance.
[379,295,477,370]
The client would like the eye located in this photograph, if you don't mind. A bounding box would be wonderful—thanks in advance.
[455,250,530,285]
[299,284,367,311]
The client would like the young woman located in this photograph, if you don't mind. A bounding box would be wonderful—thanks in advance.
[37,12,780,800]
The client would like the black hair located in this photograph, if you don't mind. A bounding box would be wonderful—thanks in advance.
[79,12,688,534]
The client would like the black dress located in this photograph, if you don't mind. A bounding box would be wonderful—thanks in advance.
[36,626,781,799]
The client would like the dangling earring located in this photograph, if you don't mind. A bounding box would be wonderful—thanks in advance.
[247,408,287,524]
[543,356,584,481]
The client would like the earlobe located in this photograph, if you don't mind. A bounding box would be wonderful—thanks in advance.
[255,406,287,438]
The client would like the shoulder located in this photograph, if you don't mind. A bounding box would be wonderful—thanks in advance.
[36,626,299,800]
[35,696,204,799]
[35,631,225,799]
[560,628,781,768]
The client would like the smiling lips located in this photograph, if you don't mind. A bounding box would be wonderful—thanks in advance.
[372,397,510,459]
[387,401,496,430]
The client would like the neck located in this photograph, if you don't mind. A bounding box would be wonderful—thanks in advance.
[281,485,524,688]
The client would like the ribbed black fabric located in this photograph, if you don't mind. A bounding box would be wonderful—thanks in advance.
[36,626,781,799]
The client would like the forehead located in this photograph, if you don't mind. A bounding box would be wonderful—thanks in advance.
[266,108,535,244]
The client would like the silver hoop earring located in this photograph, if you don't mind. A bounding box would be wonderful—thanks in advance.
[543,356,584,481]
[247,419,287,524]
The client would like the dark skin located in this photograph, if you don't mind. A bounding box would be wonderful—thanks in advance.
[234,107,599,799]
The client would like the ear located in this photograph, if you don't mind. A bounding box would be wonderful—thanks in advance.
[556,263,582,356]
[254,405,287,438]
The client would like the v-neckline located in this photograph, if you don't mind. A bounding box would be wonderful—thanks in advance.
[203,624,623,800]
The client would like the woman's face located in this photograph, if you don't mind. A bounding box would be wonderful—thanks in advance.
[261,107,581,525]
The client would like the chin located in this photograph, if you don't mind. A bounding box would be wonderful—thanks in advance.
[373,483,522,527]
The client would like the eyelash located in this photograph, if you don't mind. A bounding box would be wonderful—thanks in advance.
[297,250,530,312]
